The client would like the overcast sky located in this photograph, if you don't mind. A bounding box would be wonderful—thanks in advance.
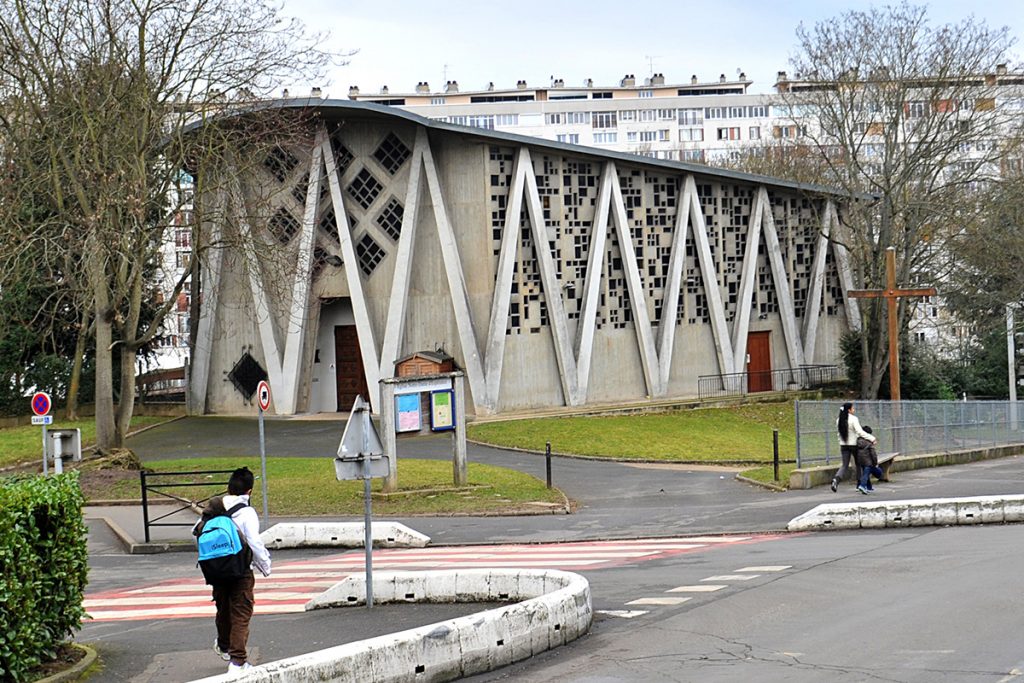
[284,1,1024,97]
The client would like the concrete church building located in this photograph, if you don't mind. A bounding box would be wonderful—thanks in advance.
[188,100,859,417]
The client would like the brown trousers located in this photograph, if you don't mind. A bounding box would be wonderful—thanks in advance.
[212,572,255,664]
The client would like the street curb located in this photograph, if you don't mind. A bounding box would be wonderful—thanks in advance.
[189,569,592,683]
[465,439,767,467]
[261,522,430,549]
[34,643,98,683]
[735,474,787,492]
[788,494,1024,531]
[92,515,194,554]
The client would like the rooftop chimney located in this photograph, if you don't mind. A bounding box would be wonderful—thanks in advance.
[487,81,495,91]
[552,78,564,88]
[585,78,593,87]
[381,85,389,94]
[719,74,726,83]
[348,86,359,99]
[651,73,665,85]
[445,80,458,93]
[996,63,1008,75]
[517,79,527,89]
[621,73,636,87]
[415,81,430,94]
[282,88,290,98]
[777,71,788,82]
[738,72,746,80]
[311,87,322,98]
[691,74,698,85]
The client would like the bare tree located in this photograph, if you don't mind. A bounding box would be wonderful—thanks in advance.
[0,0,341,448]
[774,3,1015,397]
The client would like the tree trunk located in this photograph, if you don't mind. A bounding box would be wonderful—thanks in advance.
[93,304,116,451]
[66,309,91,421]
[114,344,136,445]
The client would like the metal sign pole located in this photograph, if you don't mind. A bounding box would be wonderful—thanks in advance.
[362,408,374,609]
[41,422,48,476]
[258,406,269,521]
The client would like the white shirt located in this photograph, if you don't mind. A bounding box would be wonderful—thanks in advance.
[837,413,876,447]
[222,494,272,577]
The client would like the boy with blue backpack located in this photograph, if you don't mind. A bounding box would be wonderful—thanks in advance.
[194,467,271,675]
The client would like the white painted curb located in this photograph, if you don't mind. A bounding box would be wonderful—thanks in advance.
[188,569,592,683]
[787,494,1024,531]
[260,522,430,549]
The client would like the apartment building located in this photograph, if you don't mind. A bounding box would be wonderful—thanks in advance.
[349,69,1024,353]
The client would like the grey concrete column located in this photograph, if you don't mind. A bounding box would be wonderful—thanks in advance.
[380,380,398,492]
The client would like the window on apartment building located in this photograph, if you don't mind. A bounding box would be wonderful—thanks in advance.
[545,113,564,125]
[639,130,658,142]
[619,110,636,122]
[495,114,519,126]
[681,149,705,162]
[431,97,446,105]
[593,132,618,144]
[679,127,704,142]
[705,107,725,119]
[677,108,703,125]
[175,250,190,268]
[717,127,741,141]
[729,106,744,118]
[915,332,926,342]
[658,129,669,141]
[772,125,800,139]
[638,90,653,98]
[748,105,769,117]
[905,101,928,118]
[974,98,996,111]
[556,133,580,144]
[626,131,638,142]
[749,126,760,140]
[638,109,656,122]
[174,228,191,249]
[592,111,617,128]
[566,111,591,124]
[657,109,675,120]
[657,150,677,160]
[592,91,612,99]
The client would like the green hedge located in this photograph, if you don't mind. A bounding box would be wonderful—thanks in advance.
[0,472,89,681]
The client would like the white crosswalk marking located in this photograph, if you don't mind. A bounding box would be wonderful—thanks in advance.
[701,574,760,581]
[596,610,649,619]
[84,535,770,622]
[666,585,727,593]
[735,565,791,572]
[627,597,691,606]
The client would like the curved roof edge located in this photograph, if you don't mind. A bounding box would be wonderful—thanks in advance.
[193,97,871,201]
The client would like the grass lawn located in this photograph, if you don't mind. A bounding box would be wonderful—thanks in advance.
[0,416,169,468]
[468,400,798,464]
[79,456,567,516]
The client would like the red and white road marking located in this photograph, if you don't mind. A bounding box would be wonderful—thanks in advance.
[85,535,771,622]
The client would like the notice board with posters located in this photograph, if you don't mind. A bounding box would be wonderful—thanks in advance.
[430,389,455,431]
[395,393,421,432]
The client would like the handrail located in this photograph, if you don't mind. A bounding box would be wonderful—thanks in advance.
[139,469,236,543]
[697,364,844,401]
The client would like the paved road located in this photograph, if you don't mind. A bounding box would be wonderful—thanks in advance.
[76,416,1024,681]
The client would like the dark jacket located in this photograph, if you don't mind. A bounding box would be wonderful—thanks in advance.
[855,436,878,468]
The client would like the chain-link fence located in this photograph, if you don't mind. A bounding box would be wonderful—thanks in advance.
[795,400,1024,467]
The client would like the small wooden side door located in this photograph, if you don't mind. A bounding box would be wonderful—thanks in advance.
[746,331,772,393]
[334,325,368,411]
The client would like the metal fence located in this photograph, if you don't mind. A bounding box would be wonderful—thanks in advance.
[698,364,844,401]
[795,400,1024,467]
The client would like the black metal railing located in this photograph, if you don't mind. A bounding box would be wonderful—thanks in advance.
[140,469,235,543]
[698,364,844,401]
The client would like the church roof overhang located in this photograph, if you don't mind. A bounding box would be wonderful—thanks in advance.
[186,97,869,201]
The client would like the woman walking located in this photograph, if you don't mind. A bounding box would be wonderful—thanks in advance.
[831,402,877,493]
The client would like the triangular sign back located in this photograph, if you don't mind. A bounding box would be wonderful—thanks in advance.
[337,396,385,458]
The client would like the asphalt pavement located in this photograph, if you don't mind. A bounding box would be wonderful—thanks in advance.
[77,414,1024,682]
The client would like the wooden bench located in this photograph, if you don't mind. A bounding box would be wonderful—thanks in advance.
[856,451,898,483]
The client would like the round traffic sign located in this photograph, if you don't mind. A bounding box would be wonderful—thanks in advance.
[31,391,52,416]
[256,381,271,411]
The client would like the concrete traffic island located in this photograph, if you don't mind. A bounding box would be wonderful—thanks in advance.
[788,494,1024,531]
[260,522,430,549]
[188,568,592,682]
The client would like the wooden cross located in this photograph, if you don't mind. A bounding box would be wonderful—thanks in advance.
[847,247,936,401]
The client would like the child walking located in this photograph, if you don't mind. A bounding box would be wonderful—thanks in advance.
[855,425,884,494]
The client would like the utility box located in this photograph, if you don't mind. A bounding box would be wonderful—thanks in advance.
[394,350,455,378]
[48,429,82,464]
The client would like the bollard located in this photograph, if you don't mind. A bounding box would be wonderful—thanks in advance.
[773,429,780,482]
[545,441,552,489]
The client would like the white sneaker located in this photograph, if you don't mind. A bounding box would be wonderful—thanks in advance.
[213,639,230,661]
[227,661,253,676]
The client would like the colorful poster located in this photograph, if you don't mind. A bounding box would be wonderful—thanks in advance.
[430,389,455,431]
[395,393,421,432]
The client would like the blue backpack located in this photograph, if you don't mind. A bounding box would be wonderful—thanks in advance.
[196,501,251,585]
